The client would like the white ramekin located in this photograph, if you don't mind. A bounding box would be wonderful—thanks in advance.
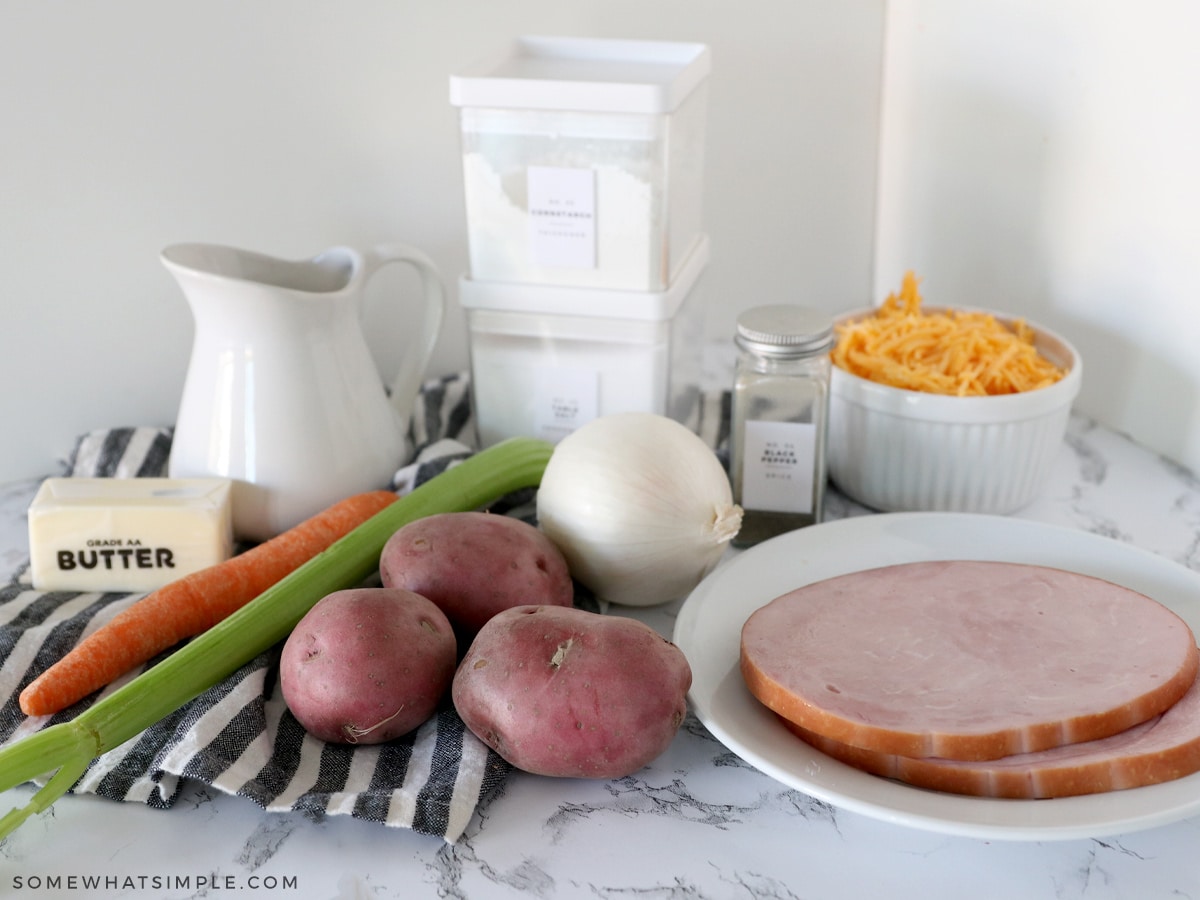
[827,309,1083,514]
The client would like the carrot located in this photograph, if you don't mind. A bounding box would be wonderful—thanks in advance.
[0,437,553,842]
[19,489,399,718]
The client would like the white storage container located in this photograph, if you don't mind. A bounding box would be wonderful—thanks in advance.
[461,236,710,446]
[450,36,710,292]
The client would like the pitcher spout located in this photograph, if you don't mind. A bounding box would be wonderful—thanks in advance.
[163,239,446,541]
[161,243,363,297]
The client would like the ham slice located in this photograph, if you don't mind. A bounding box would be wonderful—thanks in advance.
[740,560,1199,762]
[784,672,1200,799]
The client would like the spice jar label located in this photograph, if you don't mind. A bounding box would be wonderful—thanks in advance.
[527,166,597,269]
[741,420,817,514]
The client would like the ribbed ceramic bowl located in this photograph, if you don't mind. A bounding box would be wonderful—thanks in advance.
[828,308,1082,514]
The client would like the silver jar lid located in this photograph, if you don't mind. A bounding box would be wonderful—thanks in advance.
[735,305,834,356]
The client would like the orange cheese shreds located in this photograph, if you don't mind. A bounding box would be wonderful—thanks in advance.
[831,272,1067,397]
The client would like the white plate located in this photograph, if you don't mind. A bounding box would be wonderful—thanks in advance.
[672,512,1200,842]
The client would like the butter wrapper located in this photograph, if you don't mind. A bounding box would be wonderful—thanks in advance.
[28,477,235,592]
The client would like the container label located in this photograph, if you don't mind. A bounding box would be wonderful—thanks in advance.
[527,166,597,269]
[534,366,599,441]
[742,419,817,514]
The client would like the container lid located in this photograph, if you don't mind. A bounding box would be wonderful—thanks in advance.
[735,305,835,356]
[459,235,710,321]
[449,36,711,114]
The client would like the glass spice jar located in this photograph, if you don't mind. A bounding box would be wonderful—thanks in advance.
[730,304,834,548]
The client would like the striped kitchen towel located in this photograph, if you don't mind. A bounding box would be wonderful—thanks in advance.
[0,372,558,843]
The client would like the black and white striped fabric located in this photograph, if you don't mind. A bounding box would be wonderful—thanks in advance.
[0,374,521,842]
[0,372,732,842]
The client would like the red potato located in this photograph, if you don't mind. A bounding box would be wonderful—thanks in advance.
[280,587,456,744]
[452,605,693,778]
[379,511,573,641]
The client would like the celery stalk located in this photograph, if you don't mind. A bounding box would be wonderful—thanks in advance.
[0,436,553,840]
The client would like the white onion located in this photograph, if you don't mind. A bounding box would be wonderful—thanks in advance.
[536,412,743,607]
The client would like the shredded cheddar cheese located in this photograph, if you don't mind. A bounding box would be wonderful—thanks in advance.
[831,272,1066,396]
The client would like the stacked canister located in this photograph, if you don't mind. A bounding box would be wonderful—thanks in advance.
[449,36,712,445]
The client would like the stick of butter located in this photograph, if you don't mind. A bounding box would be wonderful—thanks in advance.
[28,477,235,593]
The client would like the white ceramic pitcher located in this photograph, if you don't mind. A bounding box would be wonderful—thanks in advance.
[162,242,445,542]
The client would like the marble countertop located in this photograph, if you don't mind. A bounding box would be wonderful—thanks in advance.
[2,413,1200,900]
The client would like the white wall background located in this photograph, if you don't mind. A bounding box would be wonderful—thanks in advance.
[5,1,1198,483]
[876,0,1200,474]
[0,1,884,483]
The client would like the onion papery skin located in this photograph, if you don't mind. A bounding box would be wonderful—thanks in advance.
[536,413,743,607]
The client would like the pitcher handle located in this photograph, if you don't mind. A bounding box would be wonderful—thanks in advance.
[361,242,446,423]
